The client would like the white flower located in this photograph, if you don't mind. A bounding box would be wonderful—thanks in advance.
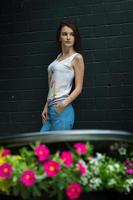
[114,163,120,169]
[107,178,116,186]
[118,147,127,155]
[96,153,105,161]
[92,165,100,174]
[80,176,88,186]
[123,178,133,192]
[125,178,133,186]
[125,187,130,193]
[107,163,121,172]
[107,164,114,172]
[90,178,102,189]
[123,184,131,193]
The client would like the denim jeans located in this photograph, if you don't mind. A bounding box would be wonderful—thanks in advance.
[40,104,74,132]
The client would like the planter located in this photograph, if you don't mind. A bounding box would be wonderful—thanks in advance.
[79,190,133,200]
[0,191,133,200]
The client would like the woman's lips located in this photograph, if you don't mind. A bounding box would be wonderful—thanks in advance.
[65,41,71,43]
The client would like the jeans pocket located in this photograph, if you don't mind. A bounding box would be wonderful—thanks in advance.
[54,105,64,114]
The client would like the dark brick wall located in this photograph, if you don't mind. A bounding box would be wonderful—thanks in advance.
[0,0,133,135]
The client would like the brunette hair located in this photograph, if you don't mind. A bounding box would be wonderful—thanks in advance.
[56,21,81,53]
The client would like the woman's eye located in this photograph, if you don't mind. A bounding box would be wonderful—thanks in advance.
[62,32,74,36]
[62,32,67,36]
[70,33,74,36]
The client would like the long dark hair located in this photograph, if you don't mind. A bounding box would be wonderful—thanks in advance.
[56,21,81,53]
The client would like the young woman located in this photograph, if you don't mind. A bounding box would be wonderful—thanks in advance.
[40,21,84,132]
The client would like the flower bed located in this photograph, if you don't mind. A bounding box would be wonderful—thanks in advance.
[0,141,133,200]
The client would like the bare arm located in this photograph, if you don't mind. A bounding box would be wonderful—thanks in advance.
[56,53,84,112]
[41,101,48,123]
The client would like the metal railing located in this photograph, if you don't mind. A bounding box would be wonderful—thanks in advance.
[0,129,133,147]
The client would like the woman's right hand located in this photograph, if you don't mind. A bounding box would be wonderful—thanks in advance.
[41,106,48,124]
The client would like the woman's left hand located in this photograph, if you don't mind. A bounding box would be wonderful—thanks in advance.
[56,102,65,113]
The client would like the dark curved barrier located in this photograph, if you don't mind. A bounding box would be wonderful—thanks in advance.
[0,129,133,146]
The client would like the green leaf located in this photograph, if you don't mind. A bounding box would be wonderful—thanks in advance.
[12,176,18,183]
[36,173,46,181]
[32,185,41,197]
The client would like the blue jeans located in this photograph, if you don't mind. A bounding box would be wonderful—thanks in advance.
[40,104,74,132]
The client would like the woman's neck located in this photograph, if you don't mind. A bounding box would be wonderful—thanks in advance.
[61,47,75,57]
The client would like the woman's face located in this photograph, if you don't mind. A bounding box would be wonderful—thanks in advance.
[59,26,75,48]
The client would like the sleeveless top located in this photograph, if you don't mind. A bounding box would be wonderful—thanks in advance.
[47,53,78,105]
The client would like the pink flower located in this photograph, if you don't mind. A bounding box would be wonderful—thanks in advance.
[43,160,60,177]
[34,144,50,161]
[0,163,13,179]
[126,168,133,175]
[1,149,11,157]
[124,160,133,167]
[21,170,35,187]
[77,161,87,175]
[61,151,73,167]
[66,183,82,200]
[74,143,87,155]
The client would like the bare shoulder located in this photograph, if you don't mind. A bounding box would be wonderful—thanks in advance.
[74,53,84,61]
[72,53,84,67]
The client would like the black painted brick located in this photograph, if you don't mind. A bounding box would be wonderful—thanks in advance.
[0,0,133,134]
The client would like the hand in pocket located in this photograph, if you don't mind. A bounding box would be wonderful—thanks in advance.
[56,102,65,113]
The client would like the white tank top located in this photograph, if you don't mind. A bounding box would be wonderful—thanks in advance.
[47,53,78,105]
